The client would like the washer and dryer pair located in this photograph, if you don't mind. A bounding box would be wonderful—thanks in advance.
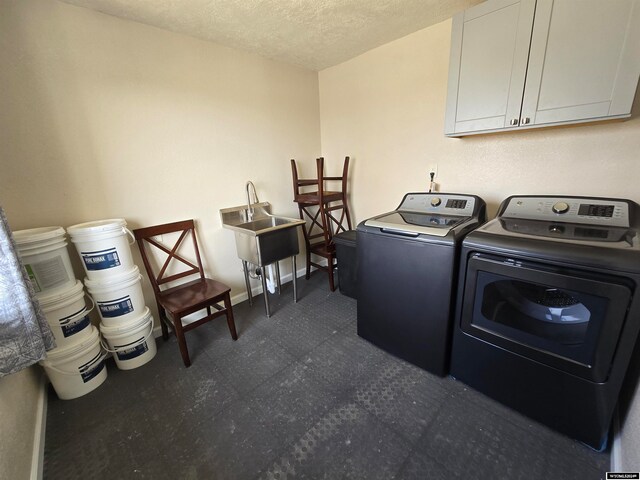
[357,193,640,449]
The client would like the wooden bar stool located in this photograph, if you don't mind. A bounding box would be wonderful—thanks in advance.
[290,156,352,291]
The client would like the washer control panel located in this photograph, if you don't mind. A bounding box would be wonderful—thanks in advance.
[399,193,477,217]
[501,196,630,227]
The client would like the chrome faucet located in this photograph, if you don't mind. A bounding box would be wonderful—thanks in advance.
[246,181,259,221]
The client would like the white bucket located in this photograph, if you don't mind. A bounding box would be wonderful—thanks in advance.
[99,307,156,370]
[38,280,94,349]
[13,226,76,295]
[67,219,135,280]
[40,326,107,400]
[84,266,145,325]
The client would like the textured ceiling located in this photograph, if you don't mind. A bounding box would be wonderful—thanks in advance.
[59,0,483,70]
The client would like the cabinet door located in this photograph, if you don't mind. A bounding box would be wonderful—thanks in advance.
[521,0,640,126]
[445,0,536,135]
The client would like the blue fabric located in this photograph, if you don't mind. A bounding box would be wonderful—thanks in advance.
[0,207,56,376]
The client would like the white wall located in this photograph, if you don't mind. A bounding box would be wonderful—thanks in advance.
[319,18,640,468]
[319,20,640,222]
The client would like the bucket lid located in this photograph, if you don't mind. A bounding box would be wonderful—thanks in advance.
[99,307,152,335]
[13,226,66,246]
[67,219,127,237]
[37,280,85,309]
[45,325,99,360]
[84,265,140,290]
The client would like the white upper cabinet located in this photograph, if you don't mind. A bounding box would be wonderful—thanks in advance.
[445,0,536,134]
[445,0,640,136]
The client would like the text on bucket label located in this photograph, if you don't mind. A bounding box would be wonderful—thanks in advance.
[98,296,134,318]
[81,248,121,271]
[59,308,91,337]
[115,338,149,361]
[79,352,105,383]
[26,256,69,292]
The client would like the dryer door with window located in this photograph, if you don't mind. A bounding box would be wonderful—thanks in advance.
[460,253,632,382]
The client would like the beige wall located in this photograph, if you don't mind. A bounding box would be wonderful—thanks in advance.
[319,19,639,468]
[0,368,42,480]
[0,0,320,298]
[319,20,640,222]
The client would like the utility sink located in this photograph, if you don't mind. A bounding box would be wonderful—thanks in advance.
[220,202,304,266]
[220,201,305,318]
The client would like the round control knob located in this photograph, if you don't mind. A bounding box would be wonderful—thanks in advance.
[552,201,570,214]
[430,197,442,207]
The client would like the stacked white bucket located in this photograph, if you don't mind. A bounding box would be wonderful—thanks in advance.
[13,227,107,400]
[67,219,156,372]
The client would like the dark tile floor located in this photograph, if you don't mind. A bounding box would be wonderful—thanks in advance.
[44,274,610,479]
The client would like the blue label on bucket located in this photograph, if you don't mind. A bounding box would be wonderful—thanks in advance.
[115,338,148,361]
[98,296,133,318]
[60,310,91,338]
[79,352,105,383]
[82,248,121,271]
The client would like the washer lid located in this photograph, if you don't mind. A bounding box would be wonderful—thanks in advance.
[364,193,482,237]
[365,211,471,237]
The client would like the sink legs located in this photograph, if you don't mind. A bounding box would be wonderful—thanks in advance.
[260,266,271,317]
[242,256,299,317]
[275,263,282,294]
[242,261,253,306]
[292,256,297,303]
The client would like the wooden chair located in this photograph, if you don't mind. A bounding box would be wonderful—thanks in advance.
[290,156,352,291]
[133,220,237,367]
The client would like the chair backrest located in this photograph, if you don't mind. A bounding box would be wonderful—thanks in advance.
[133,219,205,296]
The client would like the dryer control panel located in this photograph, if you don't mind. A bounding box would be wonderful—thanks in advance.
[500,196,630,228]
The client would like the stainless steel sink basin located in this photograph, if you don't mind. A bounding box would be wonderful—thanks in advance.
[220,203,304,265]
[235,216,301,235]
[220,202,305,317]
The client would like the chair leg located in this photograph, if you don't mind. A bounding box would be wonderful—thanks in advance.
[224,293,238,340]
[305,247,312,280]
[173,316,191,367]
[328,255,336,292]
[157,301,169,340]
[300,218,312,280]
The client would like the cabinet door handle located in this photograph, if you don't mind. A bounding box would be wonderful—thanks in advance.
[510,118,519,126]
[521,117,531,125]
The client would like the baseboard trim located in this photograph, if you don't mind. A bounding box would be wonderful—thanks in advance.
[31,372,48,480]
